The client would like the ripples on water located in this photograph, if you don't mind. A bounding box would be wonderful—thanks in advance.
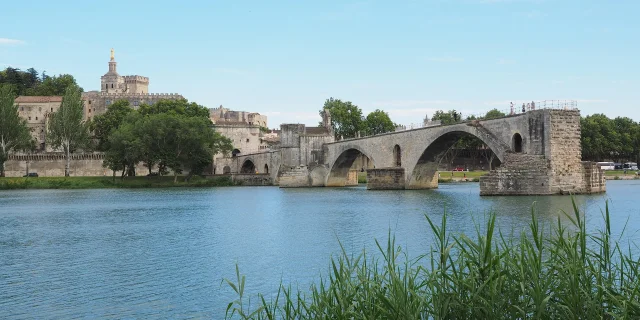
[1,181,638,318]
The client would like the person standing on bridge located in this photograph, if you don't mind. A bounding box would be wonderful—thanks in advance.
[531,101,535,110]
[522,103,526,113]
[510,102,514,115]
[526,102,531,111]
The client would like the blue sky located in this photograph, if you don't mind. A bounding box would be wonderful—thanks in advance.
[1,0,638,127]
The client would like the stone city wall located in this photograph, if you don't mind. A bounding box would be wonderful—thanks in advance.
[4,153,153,177]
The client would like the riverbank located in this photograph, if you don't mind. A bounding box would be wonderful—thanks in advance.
[0,176,234,190]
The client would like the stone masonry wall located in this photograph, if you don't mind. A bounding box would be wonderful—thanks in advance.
[480,154,552,195]
[582,161,606,193]
[278,165,310,188]
[547,110,586,193]
[346,169,358,186]
[231,173,273,186]
[367,168,405,190]
[5,153,159,177]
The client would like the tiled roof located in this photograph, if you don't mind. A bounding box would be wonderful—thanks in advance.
[15,96,63,103]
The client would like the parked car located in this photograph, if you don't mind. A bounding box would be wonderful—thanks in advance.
[623,162,638,170]
[614,163,623,170]
[452,167,465,172]
[23,172,39,177]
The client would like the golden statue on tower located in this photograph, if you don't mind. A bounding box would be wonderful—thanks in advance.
[110,48,115,61]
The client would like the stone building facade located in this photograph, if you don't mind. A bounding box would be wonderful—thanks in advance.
[100,49,149,94]
[14,49,184,153]
[14,96,97,151]
[82,49,183,114]
[209,105,267,127]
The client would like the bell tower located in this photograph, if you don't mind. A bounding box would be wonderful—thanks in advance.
[108,48,117,73]
[101,48,124,93]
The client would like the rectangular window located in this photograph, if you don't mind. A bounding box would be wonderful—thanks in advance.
[28,117,31,120]
[35,117,38,120]
[134,100,139,106]
[105,100,111,105]
[88,100,92,105]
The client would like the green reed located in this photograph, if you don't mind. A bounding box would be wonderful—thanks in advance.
[224,199,640,319]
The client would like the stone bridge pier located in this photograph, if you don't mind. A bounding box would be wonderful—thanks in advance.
[323,109,605,195]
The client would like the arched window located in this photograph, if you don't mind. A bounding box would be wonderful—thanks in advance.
[232,149,241,157]
[512,133,523,153]
[264,164,269,174]
[393,145,401,166]
[111,83,114,89]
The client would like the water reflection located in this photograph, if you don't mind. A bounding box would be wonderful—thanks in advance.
[0,181,638,318]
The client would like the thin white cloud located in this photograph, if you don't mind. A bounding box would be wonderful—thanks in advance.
[426,57,464,63]
[0,38,25,45]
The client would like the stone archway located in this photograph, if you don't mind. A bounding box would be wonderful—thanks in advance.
[326,148,375,187]
[512,133,523,153]
[407,129,507,189]
[264,164,269,174]
[240,159,256,173]
[393,144,401,167]
[223,166,231,174]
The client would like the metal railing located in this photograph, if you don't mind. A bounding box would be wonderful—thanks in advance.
[391,100,579,132]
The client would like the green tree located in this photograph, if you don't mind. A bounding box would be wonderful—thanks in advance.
[91,100,134,151]
[138,99,210,120]
[104,119,143,179]
[0,85,33,176]
[321,97,364,139]
[364,109,395,135]
[27,74,82,96]
[431,110,461,125]
[46,86,90,176]
[484,109,507,120]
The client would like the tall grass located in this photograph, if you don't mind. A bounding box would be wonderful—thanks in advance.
[224,200,640,319]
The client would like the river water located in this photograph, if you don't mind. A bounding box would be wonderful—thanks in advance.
[1,181,639,318]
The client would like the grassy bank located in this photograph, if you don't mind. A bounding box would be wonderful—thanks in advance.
[225,201,640,319]
[0,175,234,190]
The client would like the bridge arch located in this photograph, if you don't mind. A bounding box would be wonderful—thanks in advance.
[406,125,509,189]
[240,159,256,174]
[326,147,376,187]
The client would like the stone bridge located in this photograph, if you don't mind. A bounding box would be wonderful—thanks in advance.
[217,109,606,195]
